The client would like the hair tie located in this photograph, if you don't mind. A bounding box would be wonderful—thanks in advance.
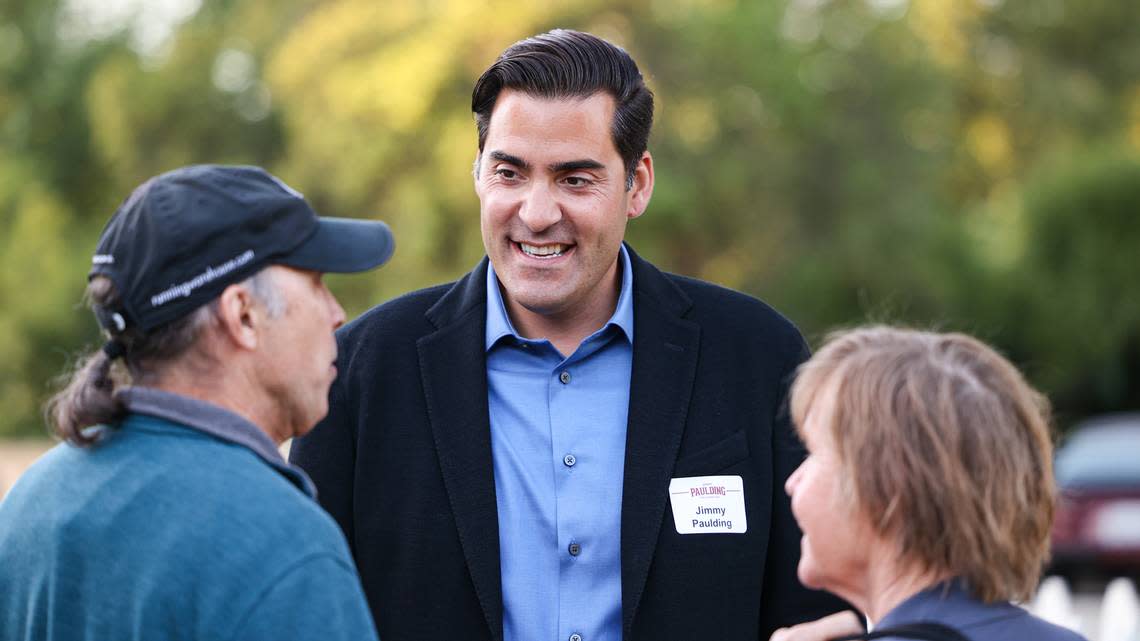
[95,307,128,333]
[102,339,127,360]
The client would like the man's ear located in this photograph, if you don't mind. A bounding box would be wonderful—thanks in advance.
[627,151,655,220]
[214,283,261,351]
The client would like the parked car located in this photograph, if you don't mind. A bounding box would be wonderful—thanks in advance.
[1051,413,1140,580]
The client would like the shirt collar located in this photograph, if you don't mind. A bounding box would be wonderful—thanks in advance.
[115,386,317,498]
[485,244,635,351]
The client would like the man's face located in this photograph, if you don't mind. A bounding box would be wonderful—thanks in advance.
[475,90,652,322]
[256,265,346,440]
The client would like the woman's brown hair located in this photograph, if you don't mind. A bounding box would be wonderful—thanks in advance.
[790,326,1056,603]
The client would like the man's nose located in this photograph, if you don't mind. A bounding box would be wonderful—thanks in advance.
[518,183,562,232]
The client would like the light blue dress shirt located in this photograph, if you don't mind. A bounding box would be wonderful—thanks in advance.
[485,245,635,641]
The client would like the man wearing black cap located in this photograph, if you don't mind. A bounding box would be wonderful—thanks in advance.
[0,165,393,641]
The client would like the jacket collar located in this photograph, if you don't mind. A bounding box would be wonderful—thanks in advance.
[620,245,700,637]
[417,260,503,640]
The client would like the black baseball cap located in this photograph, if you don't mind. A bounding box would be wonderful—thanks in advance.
[89,164,395,333]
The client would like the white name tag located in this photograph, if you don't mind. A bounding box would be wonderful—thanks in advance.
[668,475,747,534]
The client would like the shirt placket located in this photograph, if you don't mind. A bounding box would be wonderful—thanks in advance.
[550,349,579,641]
[549,333,620,641]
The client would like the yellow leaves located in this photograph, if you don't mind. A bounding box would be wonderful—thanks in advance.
[84,57,136,175]
[651,0,736,25]
[356,36,452,132]
[0,177,87,429]
[379,113,481,292]
[1,183,79,324]
[433,113,479,205]
[268,0,564,135]
[1129,85,1140,152]
[966,113,1013,175]
[269,1,428,129]
[264,0,620,297]
[907,0,983,69]
[582,12,635,54]
[270,1,420,89]
[459,3,559,76]
[266,0,570,211]
[670,97,719,151]
[700,249,749,290]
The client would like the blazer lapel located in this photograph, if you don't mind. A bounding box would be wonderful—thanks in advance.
[417,260,504,641]
[620,248,701,638]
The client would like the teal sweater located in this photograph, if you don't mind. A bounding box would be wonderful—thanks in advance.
[0,408,377,641]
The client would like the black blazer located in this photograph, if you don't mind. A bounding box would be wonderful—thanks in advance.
[291,246,848,641]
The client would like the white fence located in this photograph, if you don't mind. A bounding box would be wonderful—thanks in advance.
[1031,576,1140,641]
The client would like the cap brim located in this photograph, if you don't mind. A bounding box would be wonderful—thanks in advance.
[279,217,395,273]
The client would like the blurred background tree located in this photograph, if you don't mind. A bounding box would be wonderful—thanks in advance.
[1,0,1137,438]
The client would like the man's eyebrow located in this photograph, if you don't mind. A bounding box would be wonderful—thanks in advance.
[550,159,605,173]
[488,150,529,170]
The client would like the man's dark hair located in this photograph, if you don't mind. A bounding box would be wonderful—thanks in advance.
[471,29,654,189]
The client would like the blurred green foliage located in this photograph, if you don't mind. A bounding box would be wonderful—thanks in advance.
[2,0,1138,437]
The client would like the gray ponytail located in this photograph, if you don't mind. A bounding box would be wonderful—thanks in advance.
[45,348,123,446]
[45,270,282,447]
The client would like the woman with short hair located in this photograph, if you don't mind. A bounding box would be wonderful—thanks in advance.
[772,326,1085,641]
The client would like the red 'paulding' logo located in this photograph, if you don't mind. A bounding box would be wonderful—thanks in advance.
[690,485,726,497]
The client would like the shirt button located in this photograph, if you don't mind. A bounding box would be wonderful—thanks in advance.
[568,542,581,556]
[563,454,576,467]
[570,634,583,641]
[559,370,571,384]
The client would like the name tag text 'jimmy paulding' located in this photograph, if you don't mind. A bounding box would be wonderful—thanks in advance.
[668,475,747,534]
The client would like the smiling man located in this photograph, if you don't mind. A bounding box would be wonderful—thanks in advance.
[476,88,652,355]
[290,29,848,641]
